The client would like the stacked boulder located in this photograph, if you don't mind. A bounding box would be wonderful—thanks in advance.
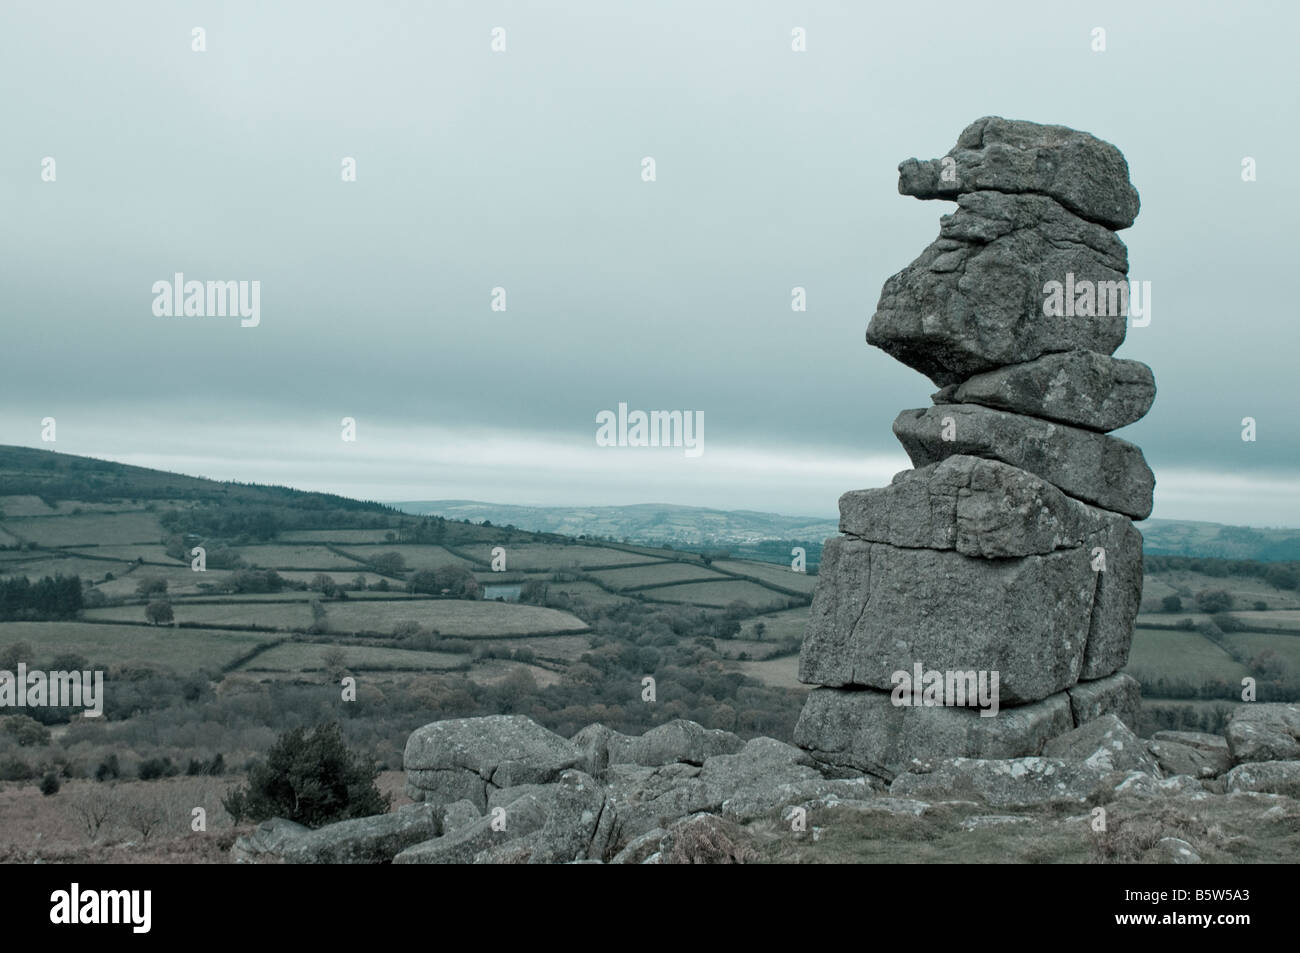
[794,117,1155,780]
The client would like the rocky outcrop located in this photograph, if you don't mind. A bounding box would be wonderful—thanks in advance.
[232,704,1300,863]
[796,118,1153,772]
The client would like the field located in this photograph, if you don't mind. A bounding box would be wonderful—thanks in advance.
[3,512,163,546]
[733,656,805,690]
[738,607,810,642]
[458,543,669,571]
[85,602,311,630]
[239,545,369,570]
[0,622,270,673]
[644,579,794,610]
[587,562,724,590]
[239,642,468,674]
[1122,627,1251,683]
[334,544,479,570]
[311,600,589,637]
[713,559,819,594]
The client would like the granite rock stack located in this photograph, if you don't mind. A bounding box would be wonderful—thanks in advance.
[794,117,1154,780]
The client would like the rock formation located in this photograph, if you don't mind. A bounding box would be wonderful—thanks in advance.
[794,117,1154,779]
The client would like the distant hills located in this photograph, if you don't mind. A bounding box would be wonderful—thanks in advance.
[1138,519,1300,562]
[396,500,1300,563]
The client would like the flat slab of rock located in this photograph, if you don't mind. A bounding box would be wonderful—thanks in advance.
[404,714,580,810]
[1042,713,1160,775]
[840,455,1107,558]
[868,191,1130,386]
[889,756,1109,808]
[893,404,1155,519]
[1225,703,1300,763]
[897,116,1141,229]
[1066,673,1141,729]
[943,351,1155,433]
[794,685,1073,780]
[798,536,1094,704]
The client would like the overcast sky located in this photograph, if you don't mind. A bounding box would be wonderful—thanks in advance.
[2,0,1297,525]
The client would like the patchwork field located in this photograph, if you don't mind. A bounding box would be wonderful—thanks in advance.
[310,600,589,637]
[644,579,793,610]
[3,512,163,546]
[239,642,468,674]
[587,561,724,590]
[738,607,810,642]
[239,545,369,570]
[335,544,479,570]
[457,543,668,571]
[85,602,311,630]
[733,656,806,690]
[1123,627,1250,683]
[713,559,818,594]
[0,622,270,673]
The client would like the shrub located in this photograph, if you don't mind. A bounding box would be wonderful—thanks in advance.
[1195,589,1234,614]
[135,576,168,597]
[0,757,34,781]
[40,772,60,796]
[1161,594,1183,613]
[95,754,120,782]
[2,714,51,747]
[138,756,176,780]
[221,722,389,828]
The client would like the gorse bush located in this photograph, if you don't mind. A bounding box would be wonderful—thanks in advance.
[221,721,389,828]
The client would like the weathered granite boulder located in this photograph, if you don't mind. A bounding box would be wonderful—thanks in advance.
[889,756,1110,807]
[528,769,609,864]
[798,536,1095,704]
[893,403,1155,519]
[230,818,311,864]
[279,804,439,864]
[605,718,744,768]
[404,714,580,811]
[867,190,1130,385]
[1225,703,1300,763]
[896,116,1141,229]
[231,806,440,864]
[1147,738,1232,779]
[1144,836,1202,864]
[1223,760,1300,798]
[1041,714,1160,775]
[794,685,1073,780]
[839,455,1105,558]
[943,351,1155,433]
[393,790,552,864]
[1066,673,1142,729]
